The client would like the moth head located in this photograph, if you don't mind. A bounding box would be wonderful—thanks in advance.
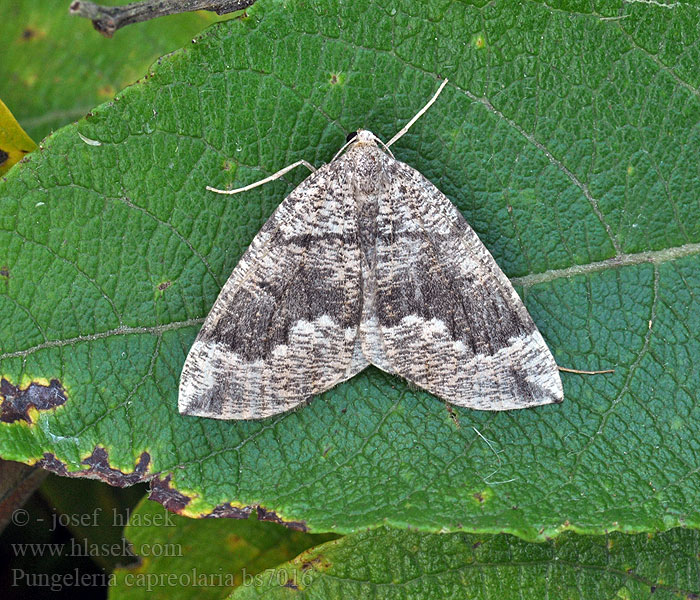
[347,130,378,146]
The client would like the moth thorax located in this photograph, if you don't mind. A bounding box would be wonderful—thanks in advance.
[350,146,386,196]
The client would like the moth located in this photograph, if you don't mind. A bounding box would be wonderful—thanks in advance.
[179,80,563,420]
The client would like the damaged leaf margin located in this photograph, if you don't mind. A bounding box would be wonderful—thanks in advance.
[28,445,309,531]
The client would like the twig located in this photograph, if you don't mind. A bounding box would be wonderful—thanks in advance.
[69,0,256,37]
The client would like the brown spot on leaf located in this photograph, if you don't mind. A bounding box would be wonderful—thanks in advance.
[330,74,338,84]
[36,453,69,476]
[202,503,311,529]
[205,503,252,519]
[20,27,43,41]
[283,580,299,590]
[18,27,46,43]
[256,507,308,532]
[0,266,9,278]
[473,492,484,504]
[149,474,191,513]
[0,378,67,423]
[472,33,486,49]
[446,404,460,427]
[301,557,321,571]
[98,85,115,98]
[472,541,482,549]
[82,447,150,486]
[36,448,150,488]
[157,281,171,291]
[0,150,8,166]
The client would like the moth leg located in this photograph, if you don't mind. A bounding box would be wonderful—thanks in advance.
[558,366,614,375]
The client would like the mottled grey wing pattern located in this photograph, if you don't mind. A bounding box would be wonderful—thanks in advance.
[179,158,366,419]
[181,128,563,420]
[365,151,563,410]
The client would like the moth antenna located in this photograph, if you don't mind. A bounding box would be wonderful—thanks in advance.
[206,160,316,195]
[372,136,395,159]
[386,78,449,148]
[330,137,358,162]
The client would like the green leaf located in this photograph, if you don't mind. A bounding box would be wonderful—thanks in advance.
[1,0,699,540]
[110,498,335,600]
[228,526,700,599]
[0,0,223,142]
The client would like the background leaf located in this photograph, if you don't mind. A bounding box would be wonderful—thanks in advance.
[38,473,145,571]
[0,473,144,596]
[111,498,335,600]
[228,526,700,600]
[0,0,224,142]
[0,0,699,541]
[0,459,46,534]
